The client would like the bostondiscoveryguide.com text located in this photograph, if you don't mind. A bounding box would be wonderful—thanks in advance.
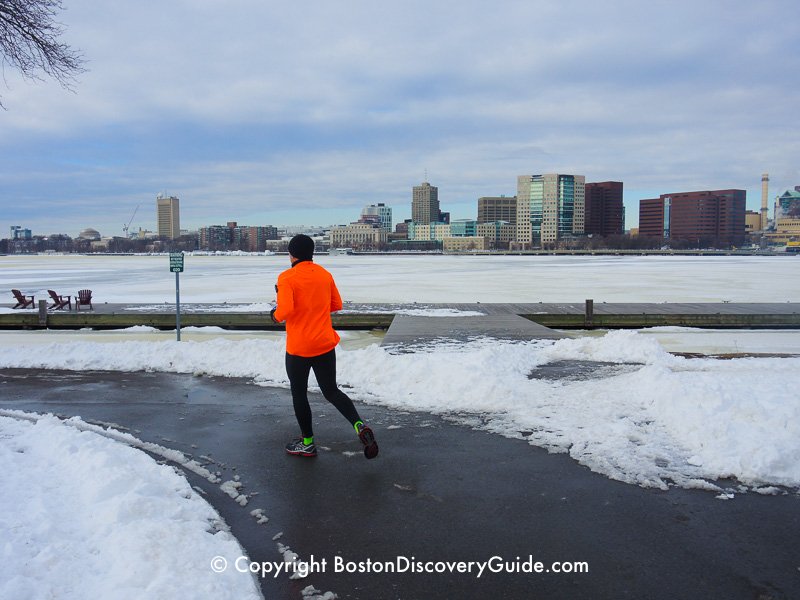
[211,555,590,580]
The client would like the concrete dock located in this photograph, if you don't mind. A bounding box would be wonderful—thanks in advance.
[2,301,800,330]
[381,314,570,348]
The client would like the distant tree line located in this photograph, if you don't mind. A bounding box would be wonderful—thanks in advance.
[1,234,199,254]
[547,234,744,251]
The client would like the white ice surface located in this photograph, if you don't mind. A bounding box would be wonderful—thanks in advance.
[2,254,798,304]
[0,413,261,600]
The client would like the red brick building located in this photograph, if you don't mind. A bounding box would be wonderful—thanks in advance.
[639,198,667,239]
[638,190,746,247]
[584,181,624,237]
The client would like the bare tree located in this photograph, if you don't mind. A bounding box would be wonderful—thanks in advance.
[0,0,85,107]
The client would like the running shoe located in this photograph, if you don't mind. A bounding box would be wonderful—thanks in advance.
[285,438,317,457]
[356,424,379,459]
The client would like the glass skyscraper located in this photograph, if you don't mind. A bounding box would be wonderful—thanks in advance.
[516,174,585,246]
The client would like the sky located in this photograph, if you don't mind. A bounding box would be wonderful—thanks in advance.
[1,0,798,238]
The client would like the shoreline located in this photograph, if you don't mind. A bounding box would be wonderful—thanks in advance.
[1,248,795,257]
[3,301,800,331]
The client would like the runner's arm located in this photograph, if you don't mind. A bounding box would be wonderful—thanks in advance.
[330,279,343,313]
[273,280,295,321]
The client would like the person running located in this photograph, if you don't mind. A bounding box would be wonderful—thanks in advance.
[270,234,378,459]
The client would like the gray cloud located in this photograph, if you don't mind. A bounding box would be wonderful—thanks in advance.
[1,0,799,236]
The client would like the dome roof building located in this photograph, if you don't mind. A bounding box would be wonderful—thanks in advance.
[78,228,101,240]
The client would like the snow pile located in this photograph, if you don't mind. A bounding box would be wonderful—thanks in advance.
[123,303,484,317]
[124,303,275,313]
[389,308,486,317]
[0,331,799,492]
[339,307,485,317]
[0,414,261,600]
[637,326,800,355]
[220,480,249,506]
[0,337,289,383]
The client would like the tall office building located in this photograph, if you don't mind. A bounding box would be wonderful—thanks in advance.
[359,203,393,230]
[412,182,440,224]
[767,187,800,244]
[10,226,32,240]
[774,187,800,221]
[639,197,668,239]
[156,194,181,239]
[638,189,746,246]
[584,181,624,237]
[477,196,517,224]
[516,174,585,246]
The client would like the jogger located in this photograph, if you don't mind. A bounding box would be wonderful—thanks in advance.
[271,234,378,459]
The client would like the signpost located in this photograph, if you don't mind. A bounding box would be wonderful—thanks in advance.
[169,253,184,341]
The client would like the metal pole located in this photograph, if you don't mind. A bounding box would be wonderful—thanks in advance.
[585,298,594,328]
[38,299,48,327]
[176,271,181,341]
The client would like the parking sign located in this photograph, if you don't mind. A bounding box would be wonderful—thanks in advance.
[169,253,184,273]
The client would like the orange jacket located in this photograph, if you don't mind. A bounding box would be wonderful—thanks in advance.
[273,261,343,357]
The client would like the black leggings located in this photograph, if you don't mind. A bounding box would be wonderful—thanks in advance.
[285,349,362,438]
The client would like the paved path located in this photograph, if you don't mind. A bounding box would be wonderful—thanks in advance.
[1,369,797,600]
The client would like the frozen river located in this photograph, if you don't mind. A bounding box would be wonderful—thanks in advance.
[2,253,798,304]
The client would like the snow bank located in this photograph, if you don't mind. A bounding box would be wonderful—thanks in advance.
[339,307,486,317]
[0,414,261,600]
[124,303,275,313]
[1,331,798,493]
[125,303,483,317]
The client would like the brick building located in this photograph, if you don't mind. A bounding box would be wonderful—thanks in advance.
[199,222,278,251]
[638,190,746,247]
[584,181,624,237]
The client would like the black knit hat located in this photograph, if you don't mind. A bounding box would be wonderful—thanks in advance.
[288,234,315,261]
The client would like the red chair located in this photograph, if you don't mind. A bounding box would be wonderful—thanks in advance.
[47,289,72,310]
[76,289,93,311]
[11,289,35,309]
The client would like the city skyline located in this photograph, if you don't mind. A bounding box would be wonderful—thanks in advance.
[1,0,798,237]
[5,175,799,241]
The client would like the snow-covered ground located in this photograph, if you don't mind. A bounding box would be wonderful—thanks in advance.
[0,412,262,600]
[1,330,798,494]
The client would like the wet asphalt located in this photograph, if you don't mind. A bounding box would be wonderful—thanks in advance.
[0,368,798,600]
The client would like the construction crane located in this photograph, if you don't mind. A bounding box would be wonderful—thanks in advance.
[123,205,140,237]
